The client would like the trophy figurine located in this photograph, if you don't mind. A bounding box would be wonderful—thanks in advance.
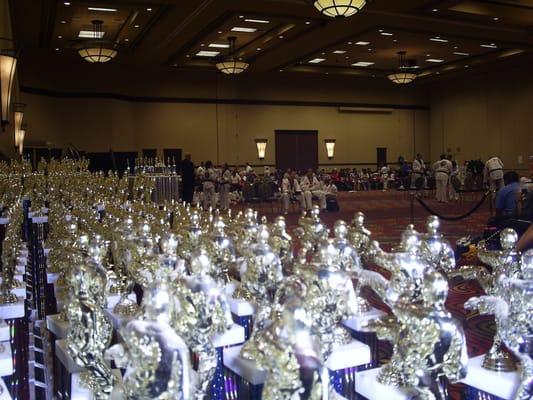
[450,228,519,372]
[365,270,468,399]
[173,274,233,400]
[241,297,328,400]
[66,261,115,399]
[348,211,373,261]
[420,216,456,274]
[107,278,192,400]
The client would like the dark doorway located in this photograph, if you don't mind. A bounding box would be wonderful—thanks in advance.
[377,147,387,167]
[275,130,318,172]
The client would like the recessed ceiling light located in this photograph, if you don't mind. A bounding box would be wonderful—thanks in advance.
[430,37,448,43]
[58,35,63,39]
[196,50,220,57]
[218,31,223,34]
[453,51,469,56]
[426,58,444,63]
[481,43,497,48]
[454,46,458,49]
[239,15,244,18]
[426,54,431,57]
[436,71,440,74]
[355,41,370,46]
[147,8,152,11]
[321,52,326,55]
[55,48,60,51]
[244,19,270,24]
[172,63,177,67]
[432,8,438,12]
[308,58,326,64]
[352,61,374,67]
[124,38,129,42]
[64,1,70,5]
[378,29,383,32]
[333,50,346,54]
[60,20,67,24]
[186,54,190,57]
[280,69,284,72]
[231,27,257,33]
[380,32,393,36]
[279,35,284,39]
[209,43,230,48]
[257,47,261,51]
[78,30,105,39]
[305,21,311,25]
[465,65,469,68]
[134,24,140,28]
[368,48,372,51]
[88,7,117,12]
[200,43,205,47]
[393,39,398,43]
[493,17,499,21]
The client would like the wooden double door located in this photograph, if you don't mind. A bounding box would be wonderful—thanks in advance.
[275,130,318,173]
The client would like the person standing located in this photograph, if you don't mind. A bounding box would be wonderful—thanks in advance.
[202,161,216,210]
[449,160,460,201]
[433,154,452,203]
[484,155,504,194]
[181,153,195,203]
[218,164,231,211]
[411,153,426,189]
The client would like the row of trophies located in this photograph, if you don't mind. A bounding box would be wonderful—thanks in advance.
[128,157,178,175]
[0,158,531,400]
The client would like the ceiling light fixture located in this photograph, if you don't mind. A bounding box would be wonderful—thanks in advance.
[64,1,71,5]
[244,19,270,24]
[355,41,370,45]
[426,58,444,63]
[352,61,374,67]
[430,37,448,43]
[0,47,17,129]
[78,30,105,39]
[453,51,469,56]
[209,43,230,48]
[481,43,497,49]
[333,50,346,54]
[231,27,256,33]
[196,50,220,57]
[88,7,117,12]
[147,8,152,11]
[76,20,118,63]
[388,51,417,84]
[380,32,393,36]
[215,37,249,74]
[313,0,367,18]
[308,58,326,64]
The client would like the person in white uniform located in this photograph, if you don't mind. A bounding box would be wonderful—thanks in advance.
[448,160,460,201]
[300,169,326,211]
[433,155,452,203]
[380,164,390,191]
[218,164,232,211]
[411,153,426,189]
[484,156,504,195]
[281,171,303,214]
[202,161,217,210]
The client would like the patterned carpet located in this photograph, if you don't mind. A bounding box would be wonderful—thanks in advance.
[239,190,496,399]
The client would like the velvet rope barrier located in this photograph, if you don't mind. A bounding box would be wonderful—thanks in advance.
[414,191,489,221]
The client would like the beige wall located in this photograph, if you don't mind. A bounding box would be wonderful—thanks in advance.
[21,92,429,168]
[430,64,533,171]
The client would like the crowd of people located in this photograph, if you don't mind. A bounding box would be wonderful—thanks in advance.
[179,152,533,217]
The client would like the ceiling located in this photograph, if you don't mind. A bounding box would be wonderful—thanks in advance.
[9,0,533,83]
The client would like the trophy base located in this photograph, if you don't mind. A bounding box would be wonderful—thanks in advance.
[113,300,138,317]
[0,292,17,305]
[108,281,127,296]
[482,349,516,372]
[353,295,371,314]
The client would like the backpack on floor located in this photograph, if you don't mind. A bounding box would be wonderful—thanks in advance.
[326,196,340,212]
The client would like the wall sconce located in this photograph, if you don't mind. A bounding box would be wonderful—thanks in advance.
[16,124,25,155]
[325,139,336,160]
[14,103,25,145]
[0,48,18,129]
[255,138,268,160]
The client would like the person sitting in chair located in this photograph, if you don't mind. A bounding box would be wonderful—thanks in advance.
[281,171,304,215]
[300,168,326,211]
